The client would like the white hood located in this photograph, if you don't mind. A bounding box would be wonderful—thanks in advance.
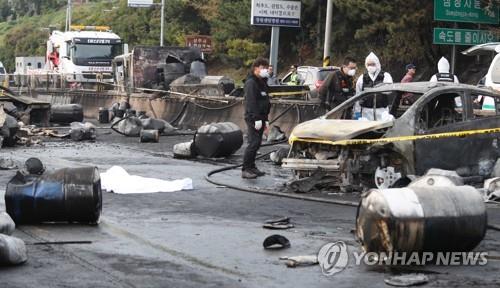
[438,57,450,73]
[365,52,381,80]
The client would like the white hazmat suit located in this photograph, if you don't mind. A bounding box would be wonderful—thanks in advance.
[429,57,459,83]
[355,52,394,121]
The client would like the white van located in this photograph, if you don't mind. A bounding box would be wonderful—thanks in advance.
[462,43,500,110]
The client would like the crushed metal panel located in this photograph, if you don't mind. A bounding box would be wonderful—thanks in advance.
[291,119,393,142]
[132,46,202,89]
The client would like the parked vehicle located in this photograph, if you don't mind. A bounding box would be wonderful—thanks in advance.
[283,82,500,191]
[0,61,6,84]
[281,66,338,99]
[47,25,125,84]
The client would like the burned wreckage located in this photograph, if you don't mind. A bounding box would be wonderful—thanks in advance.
[283,82,500,191]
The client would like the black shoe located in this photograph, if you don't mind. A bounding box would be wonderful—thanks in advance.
[251,168,266,177]
[242,170,258,179]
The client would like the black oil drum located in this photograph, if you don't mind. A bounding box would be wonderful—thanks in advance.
[50,104,84,124]
[98,107,109,124]
[5,167,102,224]
[194,122,243,158]
[140,129,159,143]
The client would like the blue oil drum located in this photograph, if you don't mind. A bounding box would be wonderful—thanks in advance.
[5,167,102,224]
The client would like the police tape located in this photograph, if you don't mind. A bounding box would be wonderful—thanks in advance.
[289,127,500,146]
[269,91,309,97]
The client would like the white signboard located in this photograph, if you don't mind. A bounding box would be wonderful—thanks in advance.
[251,0,301,27]
[128,0,154,8]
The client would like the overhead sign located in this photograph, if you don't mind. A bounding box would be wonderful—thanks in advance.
[185,35,213,53]
[434,0,499,24]
[128,0,154,8]
[251,0,301,28]
[433,28,500,45]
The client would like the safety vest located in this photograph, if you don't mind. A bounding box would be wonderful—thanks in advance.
[361,71,387,108]
[434,73,455,82]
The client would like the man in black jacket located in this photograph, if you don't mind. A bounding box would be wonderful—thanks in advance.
[319,57,357,112]
[242,58,271,179]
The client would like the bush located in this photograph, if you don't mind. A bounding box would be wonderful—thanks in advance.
[226,38,267,67]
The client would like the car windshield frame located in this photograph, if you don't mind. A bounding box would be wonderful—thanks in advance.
[323,88,425,120]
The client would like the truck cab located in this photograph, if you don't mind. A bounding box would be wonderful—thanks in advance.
[47,25,124,84]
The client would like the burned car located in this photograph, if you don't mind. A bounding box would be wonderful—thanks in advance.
[283,82,500,191]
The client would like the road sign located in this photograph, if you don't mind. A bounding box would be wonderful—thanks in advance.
[251,0,301,28]
[128,0,153,8]
[434,0,499,24]
[185,35,213,53]
[433,28,500,45]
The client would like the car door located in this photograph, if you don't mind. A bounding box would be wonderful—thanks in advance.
[413,90,468,174]
[451,89,500,175]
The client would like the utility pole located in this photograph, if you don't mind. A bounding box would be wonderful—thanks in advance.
[323,0,333,65]
[269,26,280,75]
[451,22,457,75]
[66,0,72,31]
[160,0,165,46]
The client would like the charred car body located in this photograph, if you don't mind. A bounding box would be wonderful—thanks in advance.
[283,82,500,191]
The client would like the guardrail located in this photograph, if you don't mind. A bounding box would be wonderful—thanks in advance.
[1,72,113,92]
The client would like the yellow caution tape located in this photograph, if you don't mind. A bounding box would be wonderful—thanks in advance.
[269,91,308,97]
[289,127,500,146]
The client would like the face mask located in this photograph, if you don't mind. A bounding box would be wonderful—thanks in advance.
[259,69,270,78]
[347,69,356,76]
[367,66,377,74]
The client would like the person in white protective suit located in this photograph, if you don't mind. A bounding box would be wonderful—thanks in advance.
[430,57,459,83]
[354,52,394,121]
[430,57,462,107]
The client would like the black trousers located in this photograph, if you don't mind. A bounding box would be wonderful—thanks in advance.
[243,120,264,171]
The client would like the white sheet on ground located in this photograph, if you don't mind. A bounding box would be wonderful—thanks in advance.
[100,166,193,194]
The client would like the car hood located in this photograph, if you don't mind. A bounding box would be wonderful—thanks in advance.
[290,119,394,142]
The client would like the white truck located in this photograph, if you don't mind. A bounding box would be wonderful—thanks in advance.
[47,25,125,84]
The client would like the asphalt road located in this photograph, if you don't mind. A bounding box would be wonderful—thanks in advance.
[0,129,500,288]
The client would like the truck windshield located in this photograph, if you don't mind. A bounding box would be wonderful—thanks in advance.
[73,44,122,60]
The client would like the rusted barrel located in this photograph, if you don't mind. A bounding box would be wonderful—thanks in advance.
[140,129,159,143]
[356,186,487,253]
[5,167,102,224]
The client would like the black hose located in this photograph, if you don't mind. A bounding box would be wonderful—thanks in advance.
[488,224,500,231]
[261,139,288,147]
[205,144,359,207]
[110,116,131,136]
[269,104,296,125]
[190,100,241,111]
[170,101,189,125]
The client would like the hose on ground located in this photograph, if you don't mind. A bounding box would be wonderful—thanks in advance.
[205,142,359,207]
